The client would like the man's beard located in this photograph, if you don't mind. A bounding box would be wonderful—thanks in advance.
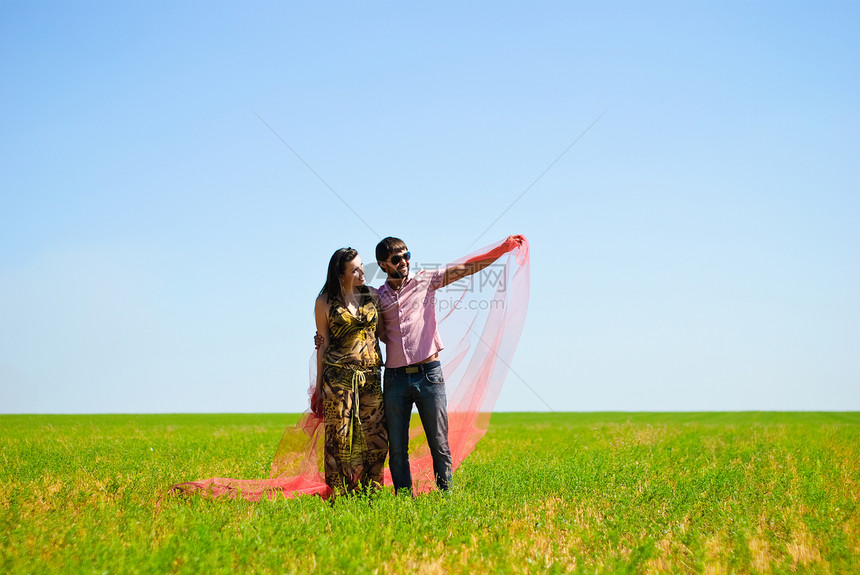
[388,264,408,280]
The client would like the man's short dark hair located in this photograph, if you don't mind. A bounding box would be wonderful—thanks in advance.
[376,237,407,264]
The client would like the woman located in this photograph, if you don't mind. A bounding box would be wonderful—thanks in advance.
[314,247,388,495]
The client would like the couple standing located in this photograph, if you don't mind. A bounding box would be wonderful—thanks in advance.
[315,235,523,496]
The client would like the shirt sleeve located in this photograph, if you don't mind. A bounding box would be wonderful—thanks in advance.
[427,267,447,292]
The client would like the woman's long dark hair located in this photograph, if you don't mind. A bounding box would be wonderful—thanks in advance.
[319,247,359,304]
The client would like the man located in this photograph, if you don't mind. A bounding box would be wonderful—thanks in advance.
[375,235,523,493]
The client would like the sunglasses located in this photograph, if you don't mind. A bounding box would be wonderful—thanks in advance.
[389,251,411,265]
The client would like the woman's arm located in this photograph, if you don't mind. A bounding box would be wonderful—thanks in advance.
[313,296,331,410]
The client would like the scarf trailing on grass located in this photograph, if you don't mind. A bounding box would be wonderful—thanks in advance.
[169,235,530,500]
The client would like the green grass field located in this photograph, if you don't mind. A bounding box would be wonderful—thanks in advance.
[2,412,857,574]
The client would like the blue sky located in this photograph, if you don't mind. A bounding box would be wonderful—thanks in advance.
[1,1,858,413]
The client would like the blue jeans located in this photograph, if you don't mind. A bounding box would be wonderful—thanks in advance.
[383,361,452,492]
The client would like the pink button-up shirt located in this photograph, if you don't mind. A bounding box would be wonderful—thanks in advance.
[377,268,446,368]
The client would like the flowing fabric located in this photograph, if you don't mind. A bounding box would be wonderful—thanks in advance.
[168,235,529,500]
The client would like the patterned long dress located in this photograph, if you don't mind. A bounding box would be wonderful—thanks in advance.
[321,287,388,494]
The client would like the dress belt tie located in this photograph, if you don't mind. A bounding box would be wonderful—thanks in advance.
[348,369,366,456]
[323,363,377,457]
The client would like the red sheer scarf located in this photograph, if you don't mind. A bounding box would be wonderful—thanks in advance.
[169,235,529,500]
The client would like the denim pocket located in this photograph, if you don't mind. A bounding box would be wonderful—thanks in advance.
[425,368,445,385]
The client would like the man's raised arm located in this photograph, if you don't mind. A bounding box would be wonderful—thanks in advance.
[440,235,526,289]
